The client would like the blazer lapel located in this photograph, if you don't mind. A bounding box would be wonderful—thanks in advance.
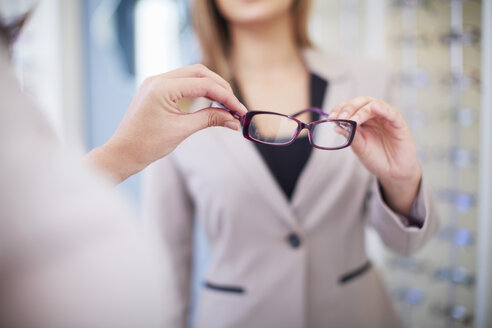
[292,50,356,226]
[214,129,300,231]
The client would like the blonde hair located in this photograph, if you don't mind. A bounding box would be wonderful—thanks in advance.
[192,0,312,81]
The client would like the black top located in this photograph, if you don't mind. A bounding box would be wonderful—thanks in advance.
[233,73,328,200]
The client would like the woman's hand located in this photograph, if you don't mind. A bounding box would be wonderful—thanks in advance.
[85,64,247,184]
[329,96,422,217]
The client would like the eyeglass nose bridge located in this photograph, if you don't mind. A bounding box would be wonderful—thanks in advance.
[290,120,319,145]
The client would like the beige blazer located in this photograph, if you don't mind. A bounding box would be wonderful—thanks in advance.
[143,49,439,328]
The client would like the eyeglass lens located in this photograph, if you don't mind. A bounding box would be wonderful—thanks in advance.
[248,114,299,145]
[311,121,353,149]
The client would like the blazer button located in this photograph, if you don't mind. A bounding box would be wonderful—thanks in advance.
[287,233,301,248]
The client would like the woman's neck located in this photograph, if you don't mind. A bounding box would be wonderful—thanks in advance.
[229,13,305,80]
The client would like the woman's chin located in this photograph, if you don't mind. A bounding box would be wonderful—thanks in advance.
[217,0,293,27]
[228,10,288,27]
[233,15,279,26]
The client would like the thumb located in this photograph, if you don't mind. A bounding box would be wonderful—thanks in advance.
[182,107,240,135]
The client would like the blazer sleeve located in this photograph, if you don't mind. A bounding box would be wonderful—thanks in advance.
[142,156,194,328]
[360,56,440,256]
[366,176,440,256]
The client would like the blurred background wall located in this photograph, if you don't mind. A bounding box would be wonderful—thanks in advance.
[2,0,491,327]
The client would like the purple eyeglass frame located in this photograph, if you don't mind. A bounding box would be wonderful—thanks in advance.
[209,102,357,150]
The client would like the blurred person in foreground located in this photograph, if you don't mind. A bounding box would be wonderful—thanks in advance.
[0,13,246,328]
[143,1,439,327]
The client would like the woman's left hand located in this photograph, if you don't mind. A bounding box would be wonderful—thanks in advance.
[329,96,422,217]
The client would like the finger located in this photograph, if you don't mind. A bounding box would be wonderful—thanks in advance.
[349,102,376,126]
[329,95,373,119]
[346,99,405,129]
[349,125,367,157]
[180,107,241,136]
[331,121,365,157]
[170,77,247,115]
[161,64,233,92]
[368,102,406,129]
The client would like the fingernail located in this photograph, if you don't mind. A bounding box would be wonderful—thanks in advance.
[352,114,359,123]
[328,111,336,118]
[340,112,348,119]
[241,103,248,113]
[224,121,240,131]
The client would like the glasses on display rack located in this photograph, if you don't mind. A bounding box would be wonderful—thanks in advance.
[440,26,481,47]
[437,188,475,212]
[392,286,425,305]
[448,148,477,167]
[396,68,481,90]
[394,26,481,48]
[431,303,473,325]
[397,69,431,88]
[406,107,477,129]
[387,257,429,274]
[416,147,477,168]
[433,266,475,287]
[209,101,357,150]
[438,226,474,247]
[432,148,477,167]
[393,0,481,10]
[440,69,481,90]
[392,0,432,9]
[395,34,431,47]
[390,0,482,326]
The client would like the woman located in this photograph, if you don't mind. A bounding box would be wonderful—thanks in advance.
[143,1,439,327]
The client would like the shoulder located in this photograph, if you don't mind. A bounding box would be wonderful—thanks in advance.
[302,48,392,98]
[303,47,390,80]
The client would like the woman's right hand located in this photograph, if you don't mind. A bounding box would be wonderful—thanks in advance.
[85,64,247,183]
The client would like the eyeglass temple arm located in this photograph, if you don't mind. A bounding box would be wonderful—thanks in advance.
[289,107,329,118]
[209,101,243,121]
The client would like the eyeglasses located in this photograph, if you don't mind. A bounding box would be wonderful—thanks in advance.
[436,188,475,212]
[438,226,474,247]
[431,303,473,325]
[387,257,429,274]
[406,107,477,129]
[394,26,481,48]
[395,68,481,91]
[433,266,474,287]
[392,286,425,305]
[210,102,357,150]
